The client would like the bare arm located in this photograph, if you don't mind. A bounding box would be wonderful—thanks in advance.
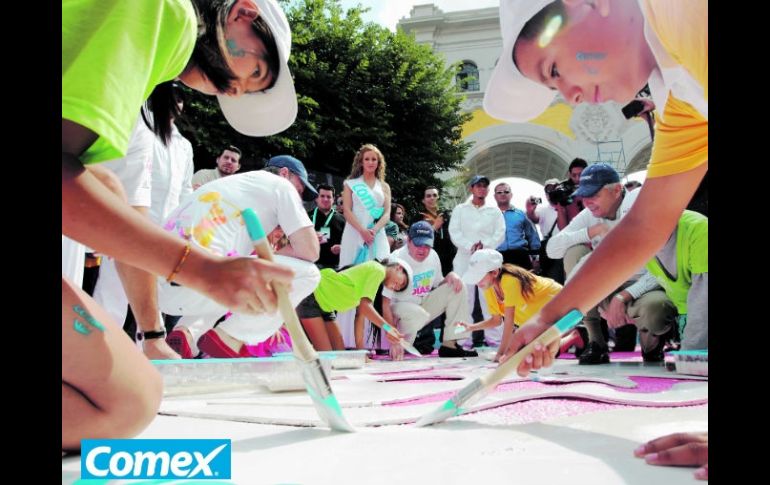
[358,298,389,328]
[280,226,320,262]
[62,120,294,314]
[467,314,503,331]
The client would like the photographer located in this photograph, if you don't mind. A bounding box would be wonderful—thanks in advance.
[414,186,456,277]
[526,178,570,283]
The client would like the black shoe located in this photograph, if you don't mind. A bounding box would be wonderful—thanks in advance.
[613,324,638,352]
[438,344,478,358]
[578,341,610,365]
[642,327,674,362]
[642,339,666,362]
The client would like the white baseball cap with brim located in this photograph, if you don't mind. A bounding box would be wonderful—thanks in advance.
[483,0,558,123]
[216,0,298,136]
[390,257,414,296]
[461,249,504,285]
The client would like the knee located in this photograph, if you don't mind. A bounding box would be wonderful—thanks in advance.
[109,368,163,439]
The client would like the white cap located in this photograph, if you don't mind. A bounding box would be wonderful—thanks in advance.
[483,0,557,123]
[461,249,504,285]
[390,257,414,295]
[216,0,298,136]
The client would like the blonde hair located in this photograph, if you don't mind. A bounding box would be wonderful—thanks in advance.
[348,144,386,181]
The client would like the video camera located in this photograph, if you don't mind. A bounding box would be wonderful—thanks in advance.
[546,179,577,207]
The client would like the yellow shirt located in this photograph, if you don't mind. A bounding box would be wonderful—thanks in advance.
[642,0,708,178]
[483,273,562,326]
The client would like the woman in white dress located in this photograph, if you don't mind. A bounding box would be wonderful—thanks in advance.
[337,144,392,348]
[338,144,392,267]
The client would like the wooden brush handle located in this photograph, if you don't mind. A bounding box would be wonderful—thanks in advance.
[251,238,318,363]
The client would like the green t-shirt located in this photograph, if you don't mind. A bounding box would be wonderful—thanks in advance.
[646,210,708,314]
[314,261,386,313]
[63,0,197,163]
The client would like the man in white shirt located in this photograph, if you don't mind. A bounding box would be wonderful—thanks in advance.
[383,222,476,360]
[191,145,242,189]
[160,155,321,359]
[547,163,675,364]
[449,175,506,346]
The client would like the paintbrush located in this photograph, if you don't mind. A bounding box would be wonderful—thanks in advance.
[414,309,583,427]
[381,323,423,357]
[242,208,355,432]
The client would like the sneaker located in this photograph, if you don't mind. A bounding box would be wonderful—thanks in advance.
[438,344,479,358]
[166,328,194,359]
[572,326,590,358]
[197,328,252,358]
[578,341,610,365]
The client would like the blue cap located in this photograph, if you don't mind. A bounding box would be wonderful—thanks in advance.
[266,155,318,202]
[408,221,434,247]
[573,163,620,198]
[468,175,490,188]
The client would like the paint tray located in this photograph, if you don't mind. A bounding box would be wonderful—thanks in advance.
[152,356,333,395]
[274,350,370,370]
[669,350,708,377]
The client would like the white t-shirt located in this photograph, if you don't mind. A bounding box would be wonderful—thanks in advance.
[98,115,155,207]
[535,204,561,239]
[382,246,444,305]
[149,124,194,224]
[164,171,312,258]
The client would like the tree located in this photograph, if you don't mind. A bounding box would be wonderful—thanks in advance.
[178,0,472,216]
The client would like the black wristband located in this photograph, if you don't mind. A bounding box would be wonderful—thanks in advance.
[136,329,167,341]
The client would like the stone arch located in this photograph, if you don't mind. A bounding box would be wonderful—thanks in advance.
[465,141,569,184]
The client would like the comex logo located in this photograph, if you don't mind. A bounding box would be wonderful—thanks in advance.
[81,439,231,480]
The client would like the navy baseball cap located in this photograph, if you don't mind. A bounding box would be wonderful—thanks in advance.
[266,155,318,202]
[468,175,490,188]
[573,163,621,198]
[408,221,434,247]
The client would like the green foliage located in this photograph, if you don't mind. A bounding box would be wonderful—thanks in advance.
[178,0,471,216]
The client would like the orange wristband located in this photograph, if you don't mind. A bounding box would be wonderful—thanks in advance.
[166,243,191,283]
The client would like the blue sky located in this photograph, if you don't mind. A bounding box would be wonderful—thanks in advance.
[338,0,500,31]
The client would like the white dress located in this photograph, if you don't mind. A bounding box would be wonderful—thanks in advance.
[338,177,390,268]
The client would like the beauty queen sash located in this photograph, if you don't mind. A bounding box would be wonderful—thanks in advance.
[346,178,385,263]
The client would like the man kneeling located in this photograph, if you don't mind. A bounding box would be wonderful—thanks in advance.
[382,222,477,359]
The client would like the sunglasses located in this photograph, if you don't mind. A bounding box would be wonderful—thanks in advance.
[425,194,439,198]
[495,190,511,194]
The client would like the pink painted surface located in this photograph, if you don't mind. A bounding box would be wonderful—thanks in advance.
[386,376,698,424]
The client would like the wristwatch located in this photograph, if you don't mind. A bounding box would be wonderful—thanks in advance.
[614,293,629,304]
[136,329,167,341]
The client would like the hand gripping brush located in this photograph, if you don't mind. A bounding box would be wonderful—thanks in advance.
[414,309,583,427]
[242,208,355,432]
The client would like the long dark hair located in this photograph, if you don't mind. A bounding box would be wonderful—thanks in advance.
[146,0,280,144]
[497,263,537,301]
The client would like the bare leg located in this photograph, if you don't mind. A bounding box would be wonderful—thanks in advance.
[62,277,162,451]
[326,320,346,350]
[353,309,366,349]
[300,316,333,351]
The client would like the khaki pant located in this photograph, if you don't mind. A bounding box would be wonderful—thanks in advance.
[390,284,471,346]
[564,245,676,353]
